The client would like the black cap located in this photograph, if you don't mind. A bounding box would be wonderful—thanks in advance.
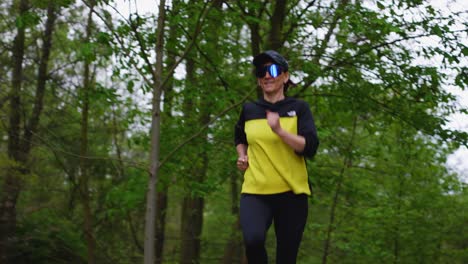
[253,50,289,71]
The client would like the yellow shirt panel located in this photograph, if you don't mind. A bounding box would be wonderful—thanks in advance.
[242,117,311,195]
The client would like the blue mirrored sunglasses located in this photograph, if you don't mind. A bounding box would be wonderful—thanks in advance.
[255,64,283,78]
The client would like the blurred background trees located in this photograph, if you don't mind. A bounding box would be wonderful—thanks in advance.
[0,0,466,263]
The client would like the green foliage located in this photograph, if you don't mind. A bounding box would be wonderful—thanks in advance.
[104,170,146,218]
[16,210,86,264]
[1,0,467,263]
[15,11,41,29]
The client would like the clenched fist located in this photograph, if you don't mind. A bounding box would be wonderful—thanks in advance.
[237,156,249,171]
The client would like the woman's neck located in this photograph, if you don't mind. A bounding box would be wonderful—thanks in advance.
[263,92,285,104]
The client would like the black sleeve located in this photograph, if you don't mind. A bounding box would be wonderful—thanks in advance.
[234,105,248,146]
[296,101,319,159]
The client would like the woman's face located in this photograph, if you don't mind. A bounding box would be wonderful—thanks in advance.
[257,63,289,95]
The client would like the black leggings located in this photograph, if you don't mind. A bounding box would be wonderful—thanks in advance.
[240,192,308,264]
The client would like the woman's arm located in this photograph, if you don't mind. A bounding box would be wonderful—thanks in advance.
[236,144,249,171]
[266,110,306,153]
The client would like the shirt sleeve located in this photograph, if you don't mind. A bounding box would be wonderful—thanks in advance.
[234,105,248,146]
[296,101,319,158]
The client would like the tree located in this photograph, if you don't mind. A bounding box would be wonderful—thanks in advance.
[78,1,97,263]
[0,0,466,263]
[1,0,60,261]
[142,0,166,262]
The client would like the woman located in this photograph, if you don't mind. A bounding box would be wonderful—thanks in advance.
[234,50,319,263]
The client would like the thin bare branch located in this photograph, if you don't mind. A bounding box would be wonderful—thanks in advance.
[159,1,214,91]
[159,88,256,168]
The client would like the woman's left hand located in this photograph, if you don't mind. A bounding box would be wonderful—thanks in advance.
[266,110,281,133]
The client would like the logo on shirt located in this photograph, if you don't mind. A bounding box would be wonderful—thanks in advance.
[287,110,296,117]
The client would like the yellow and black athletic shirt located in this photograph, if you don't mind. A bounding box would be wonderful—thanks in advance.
[234,97,319,195]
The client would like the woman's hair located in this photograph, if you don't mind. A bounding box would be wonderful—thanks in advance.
[284,79,291,94]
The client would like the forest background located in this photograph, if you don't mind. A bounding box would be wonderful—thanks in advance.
[0,0,467,263]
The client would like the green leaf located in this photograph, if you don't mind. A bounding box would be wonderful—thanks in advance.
[15,11,41,29]
[431,24,443,37]
[78,42,96,62]
[376,1,385,9]
[96,32,111,44]
[461,46,468,56]
[127,80,135,93]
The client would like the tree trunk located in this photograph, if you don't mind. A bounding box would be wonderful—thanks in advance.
[393,176,402,264]
[143,0,166,263]
[179,115,209,263]
[153,4,182,259]
[178,1,224,261]
[222,172,243,264]
[267,0,287,51]
[23,1,57,156]
[180,196,205,264]
[1,0,57,261]
[79,2,96,263]
[179,48,201,263]
[246,3,262,98]
[393,128,409,264]
[322,117,357,264]
[154,190,168,264]
[0,0,28,262]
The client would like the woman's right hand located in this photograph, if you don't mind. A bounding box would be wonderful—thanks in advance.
[237,155,249,171]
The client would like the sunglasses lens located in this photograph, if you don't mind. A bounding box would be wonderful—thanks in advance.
[269,64,280,77]
[256,67,266,78]
[256,64,282,78]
